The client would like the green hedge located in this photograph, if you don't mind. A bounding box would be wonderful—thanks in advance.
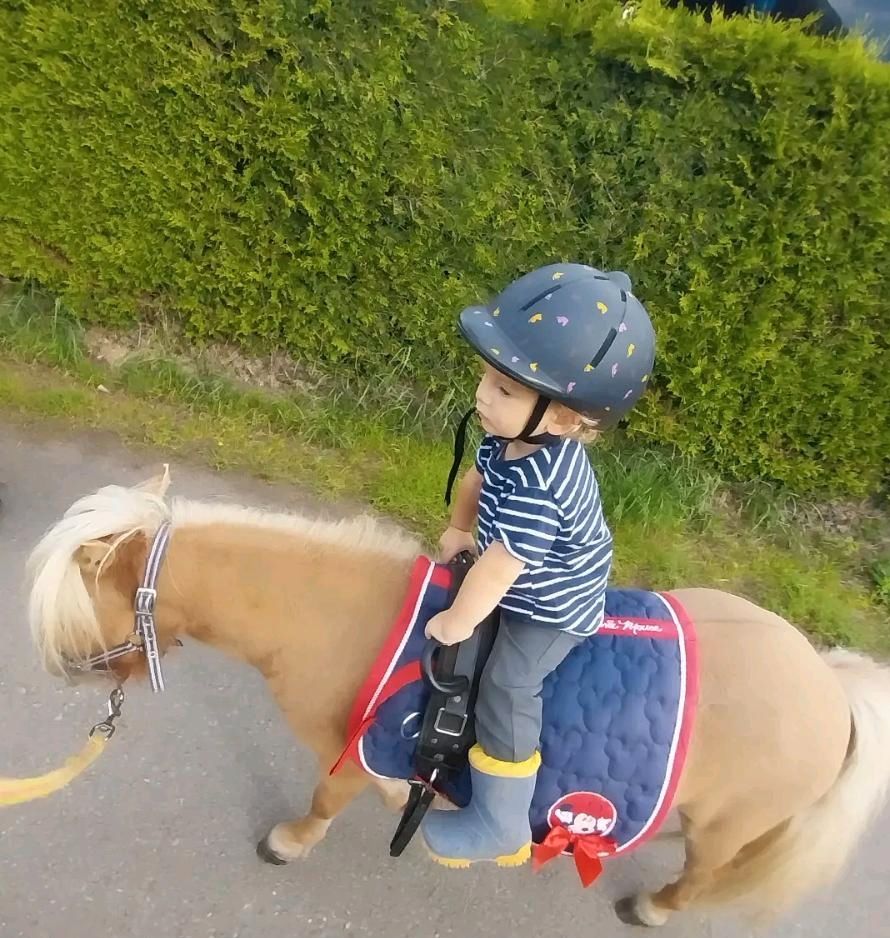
[1,0,888,493]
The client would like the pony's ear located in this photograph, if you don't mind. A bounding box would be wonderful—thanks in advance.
[76,532,147,582]
[136,464,171,499]
[75,539,112,573]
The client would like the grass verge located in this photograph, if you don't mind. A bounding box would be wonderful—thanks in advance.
[1,282,888,653]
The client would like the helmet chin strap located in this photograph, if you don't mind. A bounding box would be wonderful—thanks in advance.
[444,395,559,505]
[507,394,560,446]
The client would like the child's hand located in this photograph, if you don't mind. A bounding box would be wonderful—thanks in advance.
[438,525,477,563]
[425,610,477,646]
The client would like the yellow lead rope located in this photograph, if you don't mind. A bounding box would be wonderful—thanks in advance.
[0,685,123,807]
[0,735,108,806]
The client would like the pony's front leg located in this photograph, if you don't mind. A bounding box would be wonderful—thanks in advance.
[373,777,411,812]
[257,762,370,864]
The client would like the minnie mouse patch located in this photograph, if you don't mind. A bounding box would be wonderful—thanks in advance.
[533,792,620,887]
[549,792,618,838]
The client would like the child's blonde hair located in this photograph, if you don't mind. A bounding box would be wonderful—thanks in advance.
[551,402,601,444]
[568,420,600,445]
[568,420,601,445]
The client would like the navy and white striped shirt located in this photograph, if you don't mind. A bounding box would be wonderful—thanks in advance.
[475,435,613,636]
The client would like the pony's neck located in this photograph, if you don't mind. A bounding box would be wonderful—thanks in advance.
[159,520,418,737]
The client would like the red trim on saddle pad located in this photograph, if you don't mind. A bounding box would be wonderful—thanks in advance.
[330,556,447,776]
[643,591,699,843]
[615,591,698,853]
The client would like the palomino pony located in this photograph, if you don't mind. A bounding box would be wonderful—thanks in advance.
[25,470,890,926]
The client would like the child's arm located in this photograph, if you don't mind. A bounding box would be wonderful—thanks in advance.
[439,466,483,561]
[425,541,525,645]
[449,466,483,532]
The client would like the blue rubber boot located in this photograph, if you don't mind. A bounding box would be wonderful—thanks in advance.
[421,745,540,867]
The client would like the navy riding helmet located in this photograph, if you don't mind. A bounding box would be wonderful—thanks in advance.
[444,263,656,503]
[461,263,655,432]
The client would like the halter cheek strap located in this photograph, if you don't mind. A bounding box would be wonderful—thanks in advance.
[74,522,173,693]
[443,395,560,505]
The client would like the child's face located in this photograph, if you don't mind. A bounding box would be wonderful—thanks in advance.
[474,363,541,438]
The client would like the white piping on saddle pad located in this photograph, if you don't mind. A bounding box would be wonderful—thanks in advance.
[358,560,436,780]
[613,591,689,855]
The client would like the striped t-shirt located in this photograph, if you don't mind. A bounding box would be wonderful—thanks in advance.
[475,435,613,637]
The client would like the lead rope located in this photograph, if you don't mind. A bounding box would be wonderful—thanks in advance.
[0,687,124,807]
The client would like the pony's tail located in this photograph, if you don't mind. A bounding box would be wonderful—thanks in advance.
[700,649,890,917]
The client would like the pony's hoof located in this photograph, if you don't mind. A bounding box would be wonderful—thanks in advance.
[256,835,288,865]
[614,896,649,927]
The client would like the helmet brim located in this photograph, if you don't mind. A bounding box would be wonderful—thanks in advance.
[458,306,566,400]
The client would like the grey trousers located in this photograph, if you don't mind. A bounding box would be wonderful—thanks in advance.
[474,617,587,763]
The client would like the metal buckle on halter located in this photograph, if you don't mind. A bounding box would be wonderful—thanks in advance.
[433,707,468,738]
[135,587,157,615]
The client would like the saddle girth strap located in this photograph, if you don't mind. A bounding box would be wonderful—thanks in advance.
[389,780,437,858]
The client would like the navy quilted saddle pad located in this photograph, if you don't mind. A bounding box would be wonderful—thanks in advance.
[334,558,698,859]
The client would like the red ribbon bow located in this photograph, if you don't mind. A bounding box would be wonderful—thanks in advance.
[533,824,618,887]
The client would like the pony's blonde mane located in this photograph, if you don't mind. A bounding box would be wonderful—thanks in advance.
[28,481,172,673]
[28,476,421,673]
[169,499,421,560]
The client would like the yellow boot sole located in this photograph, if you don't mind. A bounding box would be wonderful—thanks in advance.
[428,841,532,870]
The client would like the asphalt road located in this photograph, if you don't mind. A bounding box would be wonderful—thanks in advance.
[1,421,887,938]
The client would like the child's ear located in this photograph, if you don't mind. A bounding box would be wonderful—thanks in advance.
[547,403,583,434]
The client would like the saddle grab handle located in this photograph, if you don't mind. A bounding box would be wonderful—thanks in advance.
[421,641,470,697]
